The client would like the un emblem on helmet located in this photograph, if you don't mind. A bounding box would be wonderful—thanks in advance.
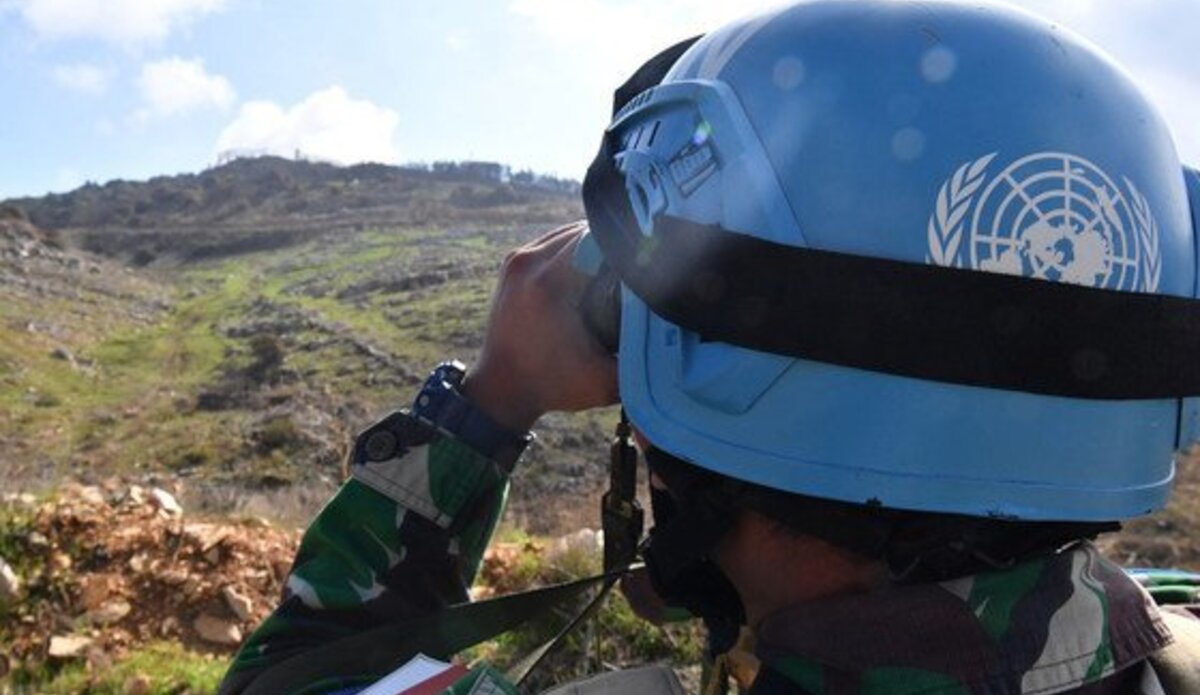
[927,152,1161,292]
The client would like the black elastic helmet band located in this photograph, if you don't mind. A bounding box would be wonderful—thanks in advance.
[611,35,702,118]
[583,43,1200,401]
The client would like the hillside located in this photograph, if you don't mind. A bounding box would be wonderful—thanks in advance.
[8,157,581,266]
[1,157,602,533]
[0,205,170,488]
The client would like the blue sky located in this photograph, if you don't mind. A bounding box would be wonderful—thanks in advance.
[0,0,1197,200]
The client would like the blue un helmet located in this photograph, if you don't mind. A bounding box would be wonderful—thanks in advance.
[582,0,1200,522]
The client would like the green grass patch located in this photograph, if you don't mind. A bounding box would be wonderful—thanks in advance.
[2,223,531,488]
[5,642,226,695]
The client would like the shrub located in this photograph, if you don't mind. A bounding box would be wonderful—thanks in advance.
[255,416,302,453]
[245,334,285,385]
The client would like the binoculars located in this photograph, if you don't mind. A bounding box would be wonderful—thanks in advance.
[573,229,622,355]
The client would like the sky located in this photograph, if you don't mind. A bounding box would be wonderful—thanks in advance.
[0,0,1197,200]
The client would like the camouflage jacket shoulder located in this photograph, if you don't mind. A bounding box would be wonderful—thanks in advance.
[753,543,1197,695]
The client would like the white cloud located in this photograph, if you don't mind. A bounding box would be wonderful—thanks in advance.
[215,86,399,165]
[137,57,235,119]
[52,63,111,94]
[5,0,223,44]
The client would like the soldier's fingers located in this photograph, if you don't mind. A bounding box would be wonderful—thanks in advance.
[521,220,587,257]
[541,230,592,297]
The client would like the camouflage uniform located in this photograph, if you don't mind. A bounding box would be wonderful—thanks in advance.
[219,419,1195,695]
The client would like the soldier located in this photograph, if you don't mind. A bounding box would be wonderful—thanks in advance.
[221,1,1200,693]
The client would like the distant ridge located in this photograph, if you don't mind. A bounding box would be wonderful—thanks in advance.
[2,156,583,265]
[4,156,580,231]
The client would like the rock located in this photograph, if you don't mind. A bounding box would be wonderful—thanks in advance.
[0,557,20,601]
[181,576,204,600]
[1,492,36,508]
[124,674,152,695]
[149,487,182,516]
[50,551,72,572]
[193,614,243,646]
[222,586,253,621]
[48,634,93,659]
[83,599,132,625]
[76,485,105,506]
[182,522,222,545]
[126,485,147,505]
[78,574,119,609]
[159,568,188,585]
[128,554,149,573]
[49,346,74,363]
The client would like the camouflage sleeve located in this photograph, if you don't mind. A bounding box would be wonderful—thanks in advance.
[218,415,513,695]
[1127,568,1200,606]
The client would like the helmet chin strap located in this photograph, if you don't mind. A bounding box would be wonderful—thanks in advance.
[594,412,746,656]
[601,412,643,572]
[640,445,747,656]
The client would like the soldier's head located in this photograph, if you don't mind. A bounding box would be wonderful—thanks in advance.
[581,0,1199,634]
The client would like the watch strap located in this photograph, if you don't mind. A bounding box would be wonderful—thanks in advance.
[411,361,533,471]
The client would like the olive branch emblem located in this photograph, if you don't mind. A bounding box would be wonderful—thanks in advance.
[925,152,1162,293]
[926,152,996,267]
[1124,177,1162,293]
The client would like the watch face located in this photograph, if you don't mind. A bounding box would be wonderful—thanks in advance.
[435,360,468,386]
[416,364,462,422]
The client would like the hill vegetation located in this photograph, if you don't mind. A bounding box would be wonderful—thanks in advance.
[1,156,603,532]
[9,157,580,267]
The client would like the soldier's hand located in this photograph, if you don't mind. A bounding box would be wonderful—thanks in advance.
[463,221,619,433]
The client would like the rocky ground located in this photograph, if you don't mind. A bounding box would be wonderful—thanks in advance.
[0,207,168,354]
[0,482,297,689]
[0,481,683,694]
[4,463,1196,695]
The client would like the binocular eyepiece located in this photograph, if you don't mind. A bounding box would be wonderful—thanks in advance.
[573,229,622,355]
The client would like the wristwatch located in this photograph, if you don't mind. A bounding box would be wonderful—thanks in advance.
[409,360,534,470]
